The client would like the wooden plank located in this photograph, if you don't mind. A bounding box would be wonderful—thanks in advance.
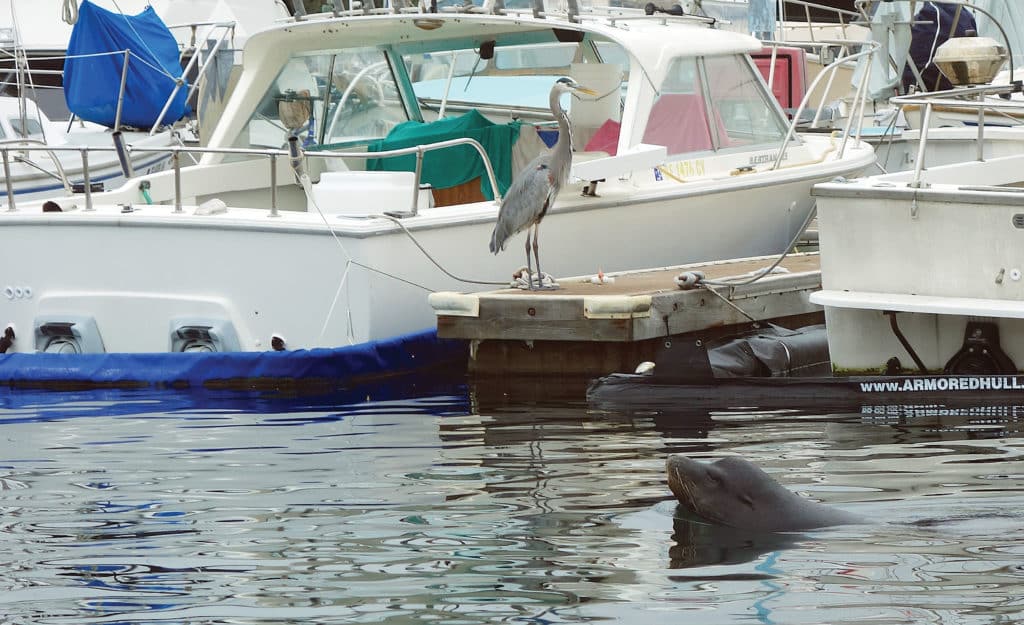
[435,253,823,342]
[466,311,825,376]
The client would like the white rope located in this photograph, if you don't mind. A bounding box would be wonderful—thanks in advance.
[318,260,355,345]
[509,267,558,290]
[109,0,167,69]
[60,49,180,82]
[61,0,79,25]
[375,214,508,287]
[300,171,358,344]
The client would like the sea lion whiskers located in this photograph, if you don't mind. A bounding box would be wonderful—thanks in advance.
[669,459,724,524]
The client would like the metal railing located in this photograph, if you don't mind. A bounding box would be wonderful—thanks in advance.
[0,19,238,137]
[0,138,73,195]
[889,82,1024,188]
[770,39,881,169]
[0,135,503,217]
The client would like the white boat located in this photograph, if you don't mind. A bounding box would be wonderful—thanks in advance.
[0,95,174,201]
[0,0,293,198]
[0,3,874,380]
[811,82,1024,376]
[0,0,291,120]
[0,0,287,204]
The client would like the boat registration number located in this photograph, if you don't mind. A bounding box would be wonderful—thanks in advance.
[660,159,705,179]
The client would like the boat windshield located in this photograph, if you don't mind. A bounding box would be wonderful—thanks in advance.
[642,53,790,158]
[242,47,407,150]
[405,40,627,116]
[8,115,43,139]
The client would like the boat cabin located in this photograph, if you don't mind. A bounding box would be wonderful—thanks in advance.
[206,12,796,211]
[0,96,60,146]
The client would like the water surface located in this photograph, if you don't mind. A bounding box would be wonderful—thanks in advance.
[0,375,1022,624]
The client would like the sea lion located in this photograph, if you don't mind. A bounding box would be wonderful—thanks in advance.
[666,455,865,532]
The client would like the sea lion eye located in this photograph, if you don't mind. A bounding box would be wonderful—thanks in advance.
[740,493,755,509]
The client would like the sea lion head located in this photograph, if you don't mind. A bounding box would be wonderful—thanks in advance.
[667,455,864,531]
[666,455,761,527]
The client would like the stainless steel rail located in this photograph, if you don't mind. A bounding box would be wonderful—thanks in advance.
[0,135,503,217]
[890,83,1022,188]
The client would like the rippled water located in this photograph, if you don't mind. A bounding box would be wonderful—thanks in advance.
[0,373,1022,624]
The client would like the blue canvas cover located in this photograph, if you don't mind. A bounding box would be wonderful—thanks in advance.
[63,0,190,129]
[0,329,467,388]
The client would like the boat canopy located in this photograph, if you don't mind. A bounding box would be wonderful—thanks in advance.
[63,0,189,129]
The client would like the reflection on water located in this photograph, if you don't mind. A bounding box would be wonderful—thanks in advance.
[0,372,1022,623]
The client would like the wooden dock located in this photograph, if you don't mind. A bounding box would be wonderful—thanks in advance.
[430,253,824,376]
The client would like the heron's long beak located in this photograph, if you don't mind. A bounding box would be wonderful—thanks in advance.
[574,85,598,97]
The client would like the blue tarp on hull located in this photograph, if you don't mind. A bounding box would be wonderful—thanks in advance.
[0,330,468,390]
[63,0,190,129]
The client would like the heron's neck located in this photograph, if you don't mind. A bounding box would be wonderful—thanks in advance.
[551,94,573,159]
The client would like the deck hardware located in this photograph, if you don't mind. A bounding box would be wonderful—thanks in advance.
[269,153,279,217]
[944,321,1016,374]
[885,356,901,375]
[35,317,105,354]
[113,130,133,178]
[170,319,240,353]
[80,148,93,211]
[884,310,927,374]
[172,149,182,213]
[1,148,12,212]
[0,326,13,354]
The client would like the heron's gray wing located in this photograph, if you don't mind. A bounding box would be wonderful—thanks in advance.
[489,155,554,253]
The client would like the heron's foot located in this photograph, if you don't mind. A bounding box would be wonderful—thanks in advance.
[533,271,559,290]
[511,271,559,290]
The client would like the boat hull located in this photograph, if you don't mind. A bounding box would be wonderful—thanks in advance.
[0,143,873,355]
[813,150,1024,374]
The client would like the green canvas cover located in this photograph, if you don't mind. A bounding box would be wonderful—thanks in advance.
[367,110,520,200]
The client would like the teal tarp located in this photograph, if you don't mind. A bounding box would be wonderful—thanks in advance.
[367,110,519,200]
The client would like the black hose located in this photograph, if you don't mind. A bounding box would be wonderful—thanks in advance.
[885,311,928,374]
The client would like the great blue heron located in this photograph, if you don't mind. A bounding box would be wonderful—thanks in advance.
[489,77,596,290]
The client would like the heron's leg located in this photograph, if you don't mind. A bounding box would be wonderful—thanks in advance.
[532,223,543,283]
[533,223,557,290]
[524,228,536,290]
